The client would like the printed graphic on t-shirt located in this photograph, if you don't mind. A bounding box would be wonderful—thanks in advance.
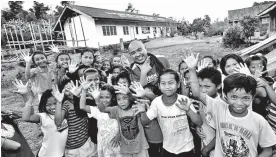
[120,116,139,140]
[220,122,252,157]
[147,73,158,84]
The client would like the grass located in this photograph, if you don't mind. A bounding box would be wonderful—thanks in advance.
[1,41,236,154]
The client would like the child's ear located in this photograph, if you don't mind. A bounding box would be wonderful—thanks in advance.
[216,83,222,90]
[177,82,180,88]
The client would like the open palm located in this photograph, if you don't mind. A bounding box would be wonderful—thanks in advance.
[20,51,32,63]
[130,81,146,97]
[12,79,29,95]
[52,85,64,103]
[68,60,79,73]
[66,80,82,96]
[182,53,199,69]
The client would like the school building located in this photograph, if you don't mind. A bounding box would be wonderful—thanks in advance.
[53,5,178,48]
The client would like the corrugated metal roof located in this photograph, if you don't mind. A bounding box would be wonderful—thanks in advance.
[68,5,177,23]
[228,3,273,21]
[257,3,276,17]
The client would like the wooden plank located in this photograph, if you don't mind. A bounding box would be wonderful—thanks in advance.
[72,16,79,47]
[13,25,21,51]
[79,15,87,47]
[42,20,49,45]
[37,24,45,52]
[29,23,37,51]
[58,20,66,45]
[19,27,26,49]
[3,25,11,50]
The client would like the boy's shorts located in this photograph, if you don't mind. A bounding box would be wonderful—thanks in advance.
[65,138,97,157]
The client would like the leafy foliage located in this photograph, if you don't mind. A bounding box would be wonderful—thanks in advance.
[125,3,139,13]
[29,1,50,20]
[223,26,245,48]
[240,16,259,42]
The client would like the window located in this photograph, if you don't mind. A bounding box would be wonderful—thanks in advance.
[123,26,129,35]
[136,27,139,34]
[262,18,269,24]
[102,26,117,36]
[142,27,150,34]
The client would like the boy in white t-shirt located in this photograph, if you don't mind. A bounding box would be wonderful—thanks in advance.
[135,69,203,157]
[183,53,276,157]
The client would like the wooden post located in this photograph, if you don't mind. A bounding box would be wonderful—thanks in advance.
[30,22,37,50]
[9,28,18,58]
[79,15,87,47]
[37,24,45,52]
[19,27,26,49]
[48,20,54,45]
[42,20,49,45]
[58,19,66,45]
[3,25,11,50]
[13,25,21,51]
[68,18,75,48]
[72,16,79,47]
[120,38,124,51]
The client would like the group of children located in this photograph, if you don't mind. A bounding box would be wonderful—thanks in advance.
[5,40,276,157]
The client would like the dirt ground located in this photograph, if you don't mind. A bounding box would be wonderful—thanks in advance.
[0,37,260,154]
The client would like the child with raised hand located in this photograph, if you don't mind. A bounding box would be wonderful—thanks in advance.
[78,79,122,157]
[135,69,202,157]
[54,74,97,156]
[102,58,112,73]
[22,51,55,100]
[13,79,68,157]
[98,87,149,157]
[183,52,276,157]
[245,55,276,118]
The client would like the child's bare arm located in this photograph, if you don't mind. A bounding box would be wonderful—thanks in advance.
[1,138,21,151]
[202,137,216,157]
[21,52,33,79]
[182,53,207,104]
[22,95,40,123]
[79,89,91,113]
[258,146,273,157]
[52,85,66,126]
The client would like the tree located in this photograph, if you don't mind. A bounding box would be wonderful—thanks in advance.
[8,1,24,15]
[125,3,139,13]
[191,18,205,33]
[253,1,274,6]
[177,17,191,35]
[203,15,211,28]
[240,16,259,43]
[29,1,50,19]
[61,1,75,7]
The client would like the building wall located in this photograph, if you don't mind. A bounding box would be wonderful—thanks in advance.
[63,15,175,48]
[64,14,98,48]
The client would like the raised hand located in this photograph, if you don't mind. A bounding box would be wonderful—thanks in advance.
[132,102,147,115]
[114,83,130,95]
[135,98,150,108]
[234,63,251,75]
[79,76,93,90]
[12,79,29,95]
[68,60,79,73]
[182,52,199,69]
[52,85,65,103]
[65,80,82,96]
[253,65,264,78]
[137,56,152,74]
[87,83,100,100]
[121,55,130,67]
[20,51,32,63]
[129,81,146,98]
[50,45,60,53]
[175,97,192,111]
[197,59,209,72]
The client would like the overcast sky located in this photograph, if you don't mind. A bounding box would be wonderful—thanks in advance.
[1,0,275,22]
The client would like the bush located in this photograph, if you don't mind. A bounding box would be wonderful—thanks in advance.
[223,26,245,48]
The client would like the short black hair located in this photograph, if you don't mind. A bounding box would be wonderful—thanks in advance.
[55,52,71,62]
[245,55,267,77]
[111,65,123,72]
[83,68,99,79]
[178,60,186,72]
[158,69,179,83]
[220,54,244,75]
[223,73,257,96]
[115,71,131,86]
[32,51,48,65]
[198,67,221,86]
[203,56,217,67]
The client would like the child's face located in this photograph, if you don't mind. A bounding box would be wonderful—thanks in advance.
[117,78,129,87]
[46,97,56,115]
[34,54,47,67]
[184,72,191,87]
[94,56,103,70]
[116,93,130,110]
[203,58,215,68]
[248,60,263,75]
[112,68,121,77]
[112,57,121,66]
[199,78,219,98]
[224,58,239,75]
[78,68,86,78]
[86,72,100,86]
[57,54,70,69]
[226,88,253,117]
[102,61,111,71]
[99,90,112,107]
[159,73,180,97]
[81,51,94,66]
[179,62,188,76]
